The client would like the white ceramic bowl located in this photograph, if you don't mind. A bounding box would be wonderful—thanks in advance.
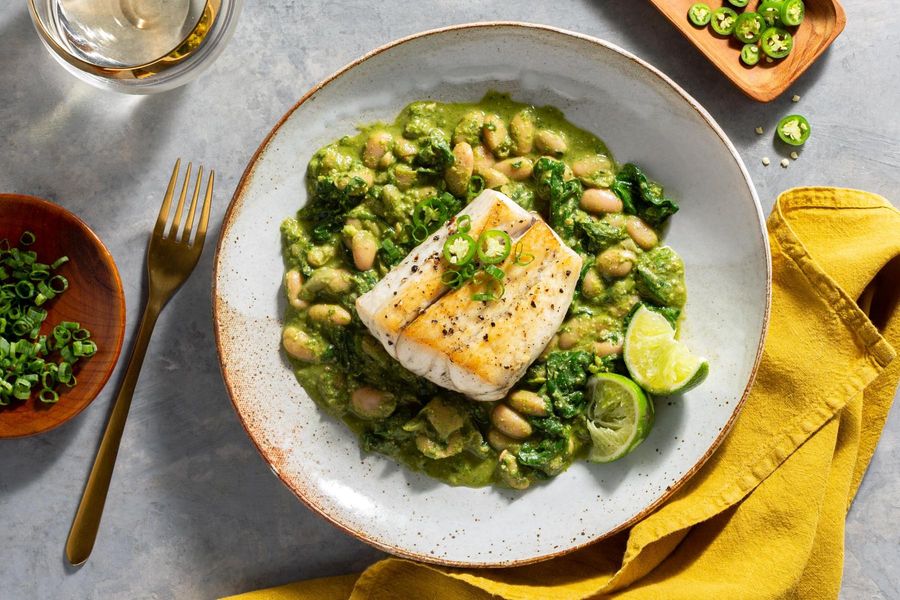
[213,22,770,567]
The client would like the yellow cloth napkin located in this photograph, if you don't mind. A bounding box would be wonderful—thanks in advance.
[226,187,900,600]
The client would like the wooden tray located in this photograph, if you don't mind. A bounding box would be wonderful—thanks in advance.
[650,0,846,102]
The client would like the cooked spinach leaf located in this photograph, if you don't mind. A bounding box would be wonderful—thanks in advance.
[612,163,679,226]
[300,175,368,242]
[379,237,406,267]
[532,157,584,248]
[328,327,436,396]
[517,436,568,469]
[625,302,682,328]
[635,246,687,308]
[544,350,594,418]
[576,216,626,253]
[528,414,569,437]
[415,130,455,170]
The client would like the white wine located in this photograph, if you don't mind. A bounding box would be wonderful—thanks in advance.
[49,0,211,68]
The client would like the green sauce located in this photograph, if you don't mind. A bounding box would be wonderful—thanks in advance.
[280,93,688,489]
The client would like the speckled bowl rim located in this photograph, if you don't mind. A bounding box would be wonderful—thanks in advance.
[212,21,772,568]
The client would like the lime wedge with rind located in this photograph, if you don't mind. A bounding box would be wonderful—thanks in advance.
[624,305,709,396]
[585,373,654,463]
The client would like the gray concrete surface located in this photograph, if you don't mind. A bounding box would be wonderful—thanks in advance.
[1,2,897,598]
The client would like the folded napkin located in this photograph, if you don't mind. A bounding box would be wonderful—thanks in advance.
[226,187,900,600]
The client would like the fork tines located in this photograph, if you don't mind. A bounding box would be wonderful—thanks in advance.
[154,158,214,245]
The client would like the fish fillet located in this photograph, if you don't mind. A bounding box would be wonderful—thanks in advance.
[355,190,534,353]
[395,220,583,401]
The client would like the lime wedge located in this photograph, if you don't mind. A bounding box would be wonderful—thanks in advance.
[624,305,709,396]
[585,373,654,463]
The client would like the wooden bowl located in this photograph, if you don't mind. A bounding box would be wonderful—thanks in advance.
[0,195,125,438]
[650,0,846,102]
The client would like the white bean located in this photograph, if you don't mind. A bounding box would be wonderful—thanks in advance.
[483,114,512,158]
[498,450,530,490]
[377,151,396,170]
[351,386,395,419]
[491,404,533,439]
[581,269,604,299]
[305,267,352,295]
[472,144,496,174]
[580,188,623,214]
[625,216,659,250]
[284,269,307,309]
[481,168,509,189]
[351,230,378,271]
[445,142,474,196]
[308,304,352,326]
[362,131,393,169]
[494,157,534,181]
[282,326,318,362]
[508,390,549,417]
[306,245,334,267]
[557,331,578,350]
[597,247,636,278]
[534,130,567,155]
[509,110,535,155]
[572,154,614,186]
[593,340,623,357]
[452,110,485,145]
[393,164,417,189]
[487,428,519,452]
[394,139,417,162]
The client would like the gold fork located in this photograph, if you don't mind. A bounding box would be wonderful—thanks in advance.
[66,159,214,566]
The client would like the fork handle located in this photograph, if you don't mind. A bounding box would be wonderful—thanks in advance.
[65,299,162,566]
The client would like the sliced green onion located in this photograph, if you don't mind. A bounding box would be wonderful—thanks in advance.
[20,250,37,266]
[53,324,72,346]
[455,214,472,233]
[15,280,34,299]
[483,265,505,281]
[12,319,32,337]
[57,361,73,384]
[51,256,69,269]
[48,275,68,294]
[41,369,57,389]
[472,279,505,302]
[13,377,32,400]
[39,388,59,403]
[513,243,534,266]
[467,175,485,197]
[411,224,428,244]
[0,232,94,405]
[29,265,50,280]
[441,270,464,288]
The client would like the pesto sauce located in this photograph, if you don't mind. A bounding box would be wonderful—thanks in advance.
[280,93,687,489]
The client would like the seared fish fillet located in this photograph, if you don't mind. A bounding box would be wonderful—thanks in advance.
[356,190,533,353]
[395,220,583,401]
